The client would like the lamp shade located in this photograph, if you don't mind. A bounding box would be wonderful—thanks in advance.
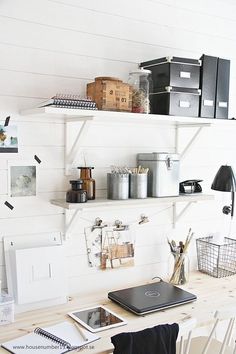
[211,165,236,192]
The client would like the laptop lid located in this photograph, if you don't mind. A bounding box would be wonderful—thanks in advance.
[108,281,197,315]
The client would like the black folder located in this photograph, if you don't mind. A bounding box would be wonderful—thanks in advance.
[215,58,230,119]
[199,55,218,118]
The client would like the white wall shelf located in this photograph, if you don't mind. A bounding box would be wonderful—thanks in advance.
[21,106,236,126]
[51,194,214,235]
[21,107,217,237]
[51,194,213,210]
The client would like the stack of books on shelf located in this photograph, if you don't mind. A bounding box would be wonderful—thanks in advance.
[38,94,97,110]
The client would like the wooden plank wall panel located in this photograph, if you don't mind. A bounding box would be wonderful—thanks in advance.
[0,0,236,298]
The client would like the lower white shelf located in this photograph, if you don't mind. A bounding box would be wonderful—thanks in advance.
[51,194,214,237]
[51,194,214,211]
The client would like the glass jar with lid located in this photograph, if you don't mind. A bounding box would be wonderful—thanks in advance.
[128,68,152,114]
[77,167,95,200]
[66,180,87,203]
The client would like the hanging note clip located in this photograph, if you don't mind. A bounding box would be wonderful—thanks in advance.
[113,219,129,231]
[138,214,149,225]
[91,217,107,231]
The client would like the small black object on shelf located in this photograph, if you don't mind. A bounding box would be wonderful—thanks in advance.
[179,180,202,194]
[66,179,87,203]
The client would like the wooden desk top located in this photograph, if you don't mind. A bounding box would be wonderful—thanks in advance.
[1,272,236,354]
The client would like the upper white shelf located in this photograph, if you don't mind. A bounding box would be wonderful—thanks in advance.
[21,106,236,126]
[51,194,214,211]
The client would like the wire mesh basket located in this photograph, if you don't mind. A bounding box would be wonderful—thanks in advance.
[196,236,236,278]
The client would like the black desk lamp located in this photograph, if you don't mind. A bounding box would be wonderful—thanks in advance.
[211,165,236,218]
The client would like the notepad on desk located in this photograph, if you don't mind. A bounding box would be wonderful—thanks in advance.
[1,321,100,354]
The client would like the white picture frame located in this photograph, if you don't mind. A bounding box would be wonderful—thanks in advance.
[8,161,37,198]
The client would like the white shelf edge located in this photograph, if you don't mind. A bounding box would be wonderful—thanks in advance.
[51,194,214,211]
[20,106,236,126]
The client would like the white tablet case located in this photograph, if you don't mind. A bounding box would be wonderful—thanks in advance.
[15,245,67,304]
[4,233,67,312]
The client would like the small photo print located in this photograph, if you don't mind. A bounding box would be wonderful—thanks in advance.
[10,165,36,197]
[0,125,18,153]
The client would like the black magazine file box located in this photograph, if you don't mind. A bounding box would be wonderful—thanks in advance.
[215,58,230,119]
[199,55,218,118]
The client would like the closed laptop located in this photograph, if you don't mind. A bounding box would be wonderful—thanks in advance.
[108,281,197,315]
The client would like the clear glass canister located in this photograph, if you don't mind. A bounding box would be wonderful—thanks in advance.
[128,68,152,114]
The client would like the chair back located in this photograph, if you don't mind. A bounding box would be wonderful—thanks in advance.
[177,318,197,354]
[201,306,236,354]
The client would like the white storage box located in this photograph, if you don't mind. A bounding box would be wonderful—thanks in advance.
[0,293,14,325]
[137,152,180,197]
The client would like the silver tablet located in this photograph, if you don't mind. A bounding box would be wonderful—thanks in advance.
[68,305,127,333]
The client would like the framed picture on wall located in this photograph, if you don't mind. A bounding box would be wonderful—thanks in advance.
[8,161,37,198]
[0,125,18,153]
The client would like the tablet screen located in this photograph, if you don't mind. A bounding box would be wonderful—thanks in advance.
[68,306,126,332]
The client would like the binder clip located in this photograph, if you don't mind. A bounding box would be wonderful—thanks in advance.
[91,217,107,231]
[113,219,129,231]
[138,214,149,225]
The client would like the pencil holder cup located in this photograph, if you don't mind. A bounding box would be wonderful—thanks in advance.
[168,252,190,285]
[129,174,148,199]
[107,173,129,200]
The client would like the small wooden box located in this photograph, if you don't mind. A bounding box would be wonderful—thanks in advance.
[87,77,132,111]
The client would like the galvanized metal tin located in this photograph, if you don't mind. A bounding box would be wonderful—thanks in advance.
[107,173,129,200]
[137,152,180,197]
[129,174,148,199]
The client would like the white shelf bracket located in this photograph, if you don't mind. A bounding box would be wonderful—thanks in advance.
[175,123,211,159]
[65,117,94,175]
[180,126,203,160]
[64,209,82,238]
[173,201,196,228]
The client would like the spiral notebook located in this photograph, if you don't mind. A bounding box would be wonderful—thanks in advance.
[38,94,97,110]
[1,321,100,354]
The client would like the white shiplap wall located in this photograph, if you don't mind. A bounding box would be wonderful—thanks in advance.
[1,0,236,300]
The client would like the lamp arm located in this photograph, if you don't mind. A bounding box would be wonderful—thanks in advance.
[231,192,235,218]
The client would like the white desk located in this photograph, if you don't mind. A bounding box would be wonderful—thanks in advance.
[1,272,236,353]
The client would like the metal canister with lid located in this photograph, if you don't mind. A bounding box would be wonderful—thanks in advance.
[137,152,180,197]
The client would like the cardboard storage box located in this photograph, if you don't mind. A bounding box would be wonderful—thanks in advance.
[87,76,132,111]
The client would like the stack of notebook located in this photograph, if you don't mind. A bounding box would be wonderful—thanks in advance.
[38,94,97,110]
[1,321,100,354]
